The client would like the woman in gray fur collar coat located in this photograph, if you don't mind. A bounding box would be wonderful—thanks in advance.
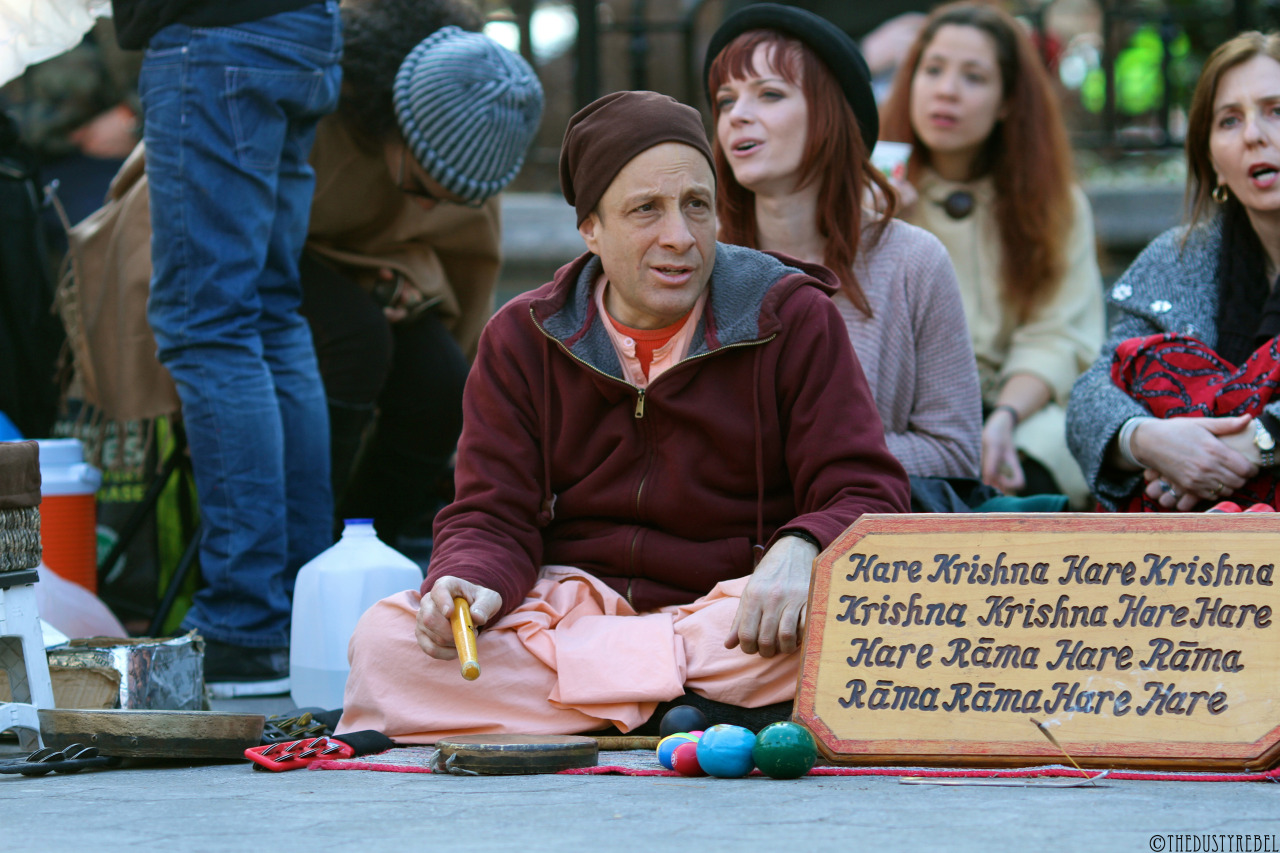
[1067,31,1280,511]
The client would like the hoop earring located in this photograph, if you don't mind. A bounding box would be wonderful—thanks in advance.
[1213,183,1229,205]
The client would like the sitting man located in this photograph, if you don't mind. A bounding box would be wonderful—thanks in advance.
[338,91,910,740]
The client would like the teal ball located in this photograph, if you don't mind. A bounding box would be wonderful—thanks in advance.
[753,722,817,779]
[696,724,756,778]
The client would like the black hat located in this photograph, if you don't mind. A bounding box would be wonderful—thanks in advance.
[703,3,878,152]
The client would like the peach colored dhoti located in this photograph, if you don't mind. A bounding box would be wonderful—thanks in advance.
[337,566,799,742]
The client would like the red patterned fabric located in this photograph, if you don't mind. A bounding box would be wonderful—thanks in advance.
[1109,333,1280,511]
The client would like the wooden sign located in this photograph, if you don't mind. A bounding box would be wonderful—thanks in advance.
[794,514,1280,771]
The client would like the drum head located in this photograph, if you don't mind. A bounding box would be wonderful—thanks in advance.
[433,734,598,775]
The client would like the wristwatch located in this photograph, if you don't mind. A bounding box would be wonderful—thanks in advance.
[1255,419,1276,468]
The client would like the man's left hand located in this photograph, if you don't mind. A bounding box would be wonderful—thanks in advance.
[725,534,818,658]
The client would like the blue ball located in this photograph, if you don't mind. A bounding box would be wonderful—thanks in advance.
[696,724,756,778]
[656,733,696,770]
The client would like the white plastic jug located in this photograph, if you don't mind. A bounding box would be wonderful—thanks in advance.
[289,519,424,709]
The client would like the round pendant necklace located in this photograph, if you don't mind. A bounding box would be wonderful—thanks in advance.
[940,189,975,220]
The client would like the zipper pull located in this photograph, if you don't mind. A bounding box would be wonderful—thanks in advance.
[634,390,646,419]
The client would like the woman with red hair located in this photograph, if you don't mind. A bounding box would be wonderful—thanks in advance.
[880,1,1104,507]
[704,4,982,486]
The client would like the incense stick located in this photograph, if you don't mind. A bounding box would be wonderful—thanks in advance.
[1030,718,1100,786]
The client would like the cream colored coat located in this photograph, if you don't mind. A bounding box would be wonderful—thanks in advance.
[906,171,1105,506]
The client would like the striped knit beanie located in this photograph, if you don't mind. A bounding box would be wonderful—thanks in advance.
[393,27,544,203]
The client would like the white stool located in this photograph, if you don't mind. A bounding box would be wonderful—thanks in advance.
[0,570,54,751]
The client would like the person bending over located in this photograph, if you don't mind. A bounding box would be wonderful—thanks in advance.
[302,0,544,545]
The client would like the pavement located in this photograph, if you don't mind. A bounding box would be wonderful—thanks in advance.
[3,690,1279,852]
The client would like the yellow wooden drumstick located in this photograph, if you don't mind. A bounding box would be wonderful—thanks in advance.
[450,597,481,681]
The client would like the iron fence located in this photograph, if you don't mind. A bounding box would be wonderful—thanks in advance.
[508,0,1280,151]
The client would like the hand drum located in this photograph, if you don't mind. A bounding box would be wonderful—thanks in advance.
[432,734,598,775]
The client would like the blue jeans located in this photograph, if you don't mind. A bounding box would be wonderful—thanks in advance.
[140,2,342,647]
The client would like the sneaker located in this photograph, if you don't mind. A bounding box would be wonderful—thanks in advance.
[202,639,290,698]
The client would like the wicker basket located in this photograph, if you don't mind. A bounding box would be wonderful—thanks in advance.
[0,505,42,573]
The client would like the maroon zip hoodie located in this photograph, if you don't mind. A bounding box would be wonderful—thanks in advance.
[426,242,910,621]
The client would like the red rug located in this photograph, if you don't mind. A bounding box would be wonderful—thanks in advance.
[308,747,1280,781]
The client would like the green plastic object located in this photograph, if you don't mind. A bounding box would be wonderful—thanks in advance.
[752,721,818,779]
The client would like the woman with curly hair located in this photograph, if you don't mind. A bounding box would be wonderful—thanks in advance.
[880,1,1105,507]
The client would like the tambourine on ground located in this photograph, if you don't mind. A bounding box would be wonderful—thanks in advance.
[431,734,599,775]
[794,513,1280,772]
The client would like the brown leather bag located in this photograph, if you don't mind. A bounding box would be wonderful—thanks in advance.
[57,143,180,429]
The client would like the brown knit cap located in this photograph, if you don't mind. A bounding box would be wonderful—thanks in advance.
[559,90,714,226]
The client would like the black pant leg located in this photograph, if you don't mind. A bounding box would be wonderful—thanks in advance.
[298,251,392,508]
[339,308,469,543]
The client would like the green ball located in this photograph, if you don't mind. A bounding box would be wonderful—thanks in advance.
[752,722,817,779]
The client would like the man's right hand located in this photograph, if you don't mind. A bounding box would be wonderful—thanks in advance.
[415,576,502,660]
